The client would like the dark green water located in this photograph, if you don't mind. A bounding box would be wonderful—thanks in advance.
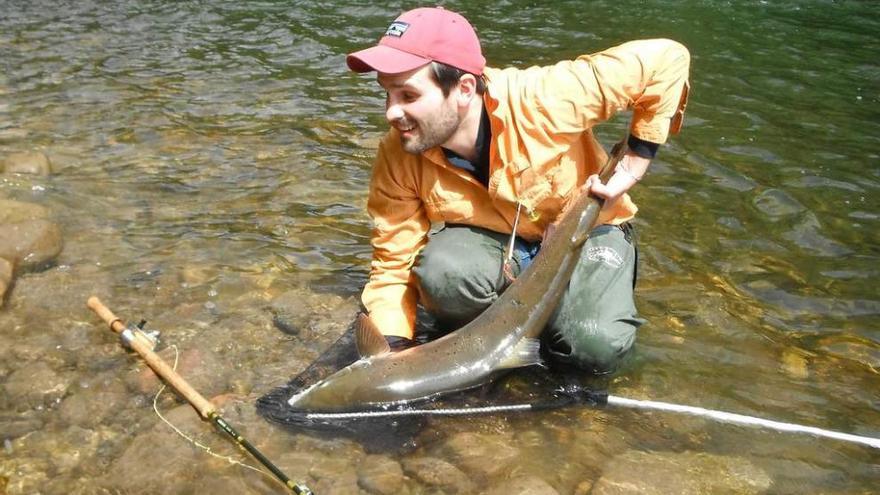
[1,1,878,493]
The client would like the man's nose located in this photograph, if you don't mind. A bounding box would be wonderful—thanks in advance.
[386,102,404,122]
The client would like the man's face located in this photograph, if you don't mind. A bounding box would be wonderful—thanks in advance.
[378,64,461,155]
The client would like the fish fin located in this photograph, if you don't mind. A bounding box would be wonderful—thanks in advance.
[355,313,391,358]
[496,338,543,369]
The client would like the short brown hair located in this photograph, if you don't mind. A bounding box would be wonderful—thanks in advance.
[430,62,487,97]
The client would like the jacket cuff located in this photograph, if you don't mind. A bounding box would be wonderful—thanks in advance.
[627,134,660,159]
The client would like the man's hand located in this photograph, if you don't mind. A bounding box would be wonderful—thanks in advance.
[586,151,651,202]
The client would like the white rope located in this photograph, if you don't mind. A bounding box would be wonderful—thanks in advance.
[607,395,880,449]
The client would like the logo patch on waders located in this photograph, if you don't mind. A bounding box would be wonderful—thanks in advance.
[587,246,623,268]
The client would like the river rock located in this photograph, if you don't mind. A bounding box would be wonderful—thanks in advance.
[0,412,44,441]
[0,456,51,495]
[127,346,228,401]
[0,199,63,272]
[0,199,50,224]
[2,361,70,411]
[57,384,128,429]
[357,454,404,495]
[0,257,12,307]
[98,403,205,493]
[1,151,52,176]
[401,456,475,493]
[439,431,520,481]
[590,449,773,495]
[485,475,559,495]
[0,219,62,271]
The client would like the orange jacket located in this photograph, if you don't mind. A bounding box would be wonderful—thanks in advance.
[363,39,690,338]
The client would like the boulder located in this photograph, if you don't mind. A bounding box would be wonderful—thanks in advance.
[2,361,71,411]
[0,219,63,271]
[439,431,520,481]
[485,475,559,495]
[357,454,404,495]
[401,456,475,493]
[1,151,52,176]
[0,199,50,224]
[591,449,773,495]
[0,257,12,307]
[0,199,63,273]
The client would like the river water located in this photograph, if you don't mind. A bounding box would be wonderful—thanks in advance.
[1,1,878,493]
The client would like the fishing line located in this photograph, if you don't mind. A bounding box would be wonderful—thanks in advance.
[152,345,273,481]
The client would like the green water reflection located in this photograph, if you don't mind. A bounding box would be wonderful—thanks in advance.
[1,1,877,493]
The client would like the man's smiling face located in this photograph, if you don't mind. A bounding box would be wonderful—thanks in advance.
[378,64,462,155]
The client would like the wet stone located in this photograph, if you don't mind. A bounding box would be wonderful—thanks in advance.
[0,412,44,441]
[0,456,51,495]
[485,475,559,495]
[752,188,805,218]
[274,451,318,488]
[98,403,206,493]
[0,219,63,271]
[440,431,520,481]
[1,151,52,176]
[401,456,475,493]
[0,199,50,224]
[591,450,772,495]
[357,454,404,495]
[311,463,360,495]
[57,386,128,429]
[0,257,12,307]
[780,350,809,380]
[0,128,29,142]
[126,346,229,401]
[2,361,70,411]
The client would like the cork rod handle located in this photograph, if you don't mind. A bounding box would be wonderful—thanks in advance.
[87,296,216,419]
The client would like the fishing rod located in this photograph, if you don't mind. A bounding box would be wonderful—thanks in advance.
[304,388,880,450]
[87,297,313,495]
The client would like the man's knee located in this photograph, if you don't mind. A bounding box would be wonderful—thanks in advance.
[413,226,506,325]
[543,317,639,374]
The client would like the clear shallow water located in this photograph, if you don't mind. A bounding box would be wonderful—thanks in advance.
[1,1,878,493]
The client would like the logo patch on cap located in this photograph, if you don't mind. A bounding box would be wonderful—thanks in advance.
[385,21,409,37]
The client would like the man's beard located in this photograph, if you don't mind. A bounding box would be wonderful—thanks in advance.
[398,104,460,155]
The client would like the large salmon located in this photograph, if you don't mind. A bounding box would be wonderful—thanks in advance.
[287,145,623,413]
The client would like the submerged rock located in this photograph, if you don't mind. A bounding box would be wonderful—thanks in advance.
[485,475,559,495]
[0,412,44,441]
[356,454,404,495]
[0,219,62,271]
[439,431,520,481]
[1,361,70,411]
[0,257,12,307]
[1,151,52,176]
[401,456,475,493]
[98,403,205,493]
[0,200,63,285]
[591,449,772,495]
[0,199,51,224]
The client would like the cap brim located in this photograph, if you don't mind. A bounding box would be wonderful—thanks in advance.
[346,45,431,74]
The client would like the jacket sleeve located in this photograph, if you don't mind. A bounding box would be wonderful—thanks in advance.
[529,39,691,145]
[360,137,430,339]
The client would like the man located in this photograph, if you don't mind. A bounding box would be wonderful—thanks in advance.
[347,7,689,374]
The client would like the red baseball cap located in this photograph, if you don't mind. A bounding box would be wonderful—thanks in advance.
[347,7,485,75]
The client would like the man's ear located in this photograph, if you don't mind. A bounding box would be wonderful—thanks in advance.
[456,74,478,107]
